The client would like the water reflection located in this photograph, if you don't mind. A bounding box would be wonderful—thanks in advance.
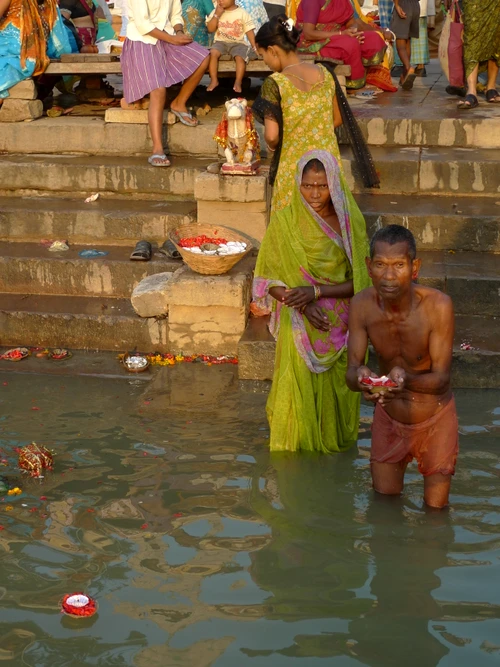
[0,368,498,666]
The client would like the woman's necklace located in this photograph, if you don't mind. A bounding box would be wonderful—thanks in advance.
[281,63,321,86]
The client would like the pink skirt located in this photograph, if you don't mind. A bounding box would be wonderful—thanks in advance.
[121,38,209,103]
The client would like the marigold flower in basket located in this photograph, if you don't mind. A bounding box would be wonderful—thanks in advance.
[61,593,97,618]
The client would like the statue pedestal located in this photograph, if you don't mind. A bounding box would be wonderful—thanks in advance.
[221,160,260,176]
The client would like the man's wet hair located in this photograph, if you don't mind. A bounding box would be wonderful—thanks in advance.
[370,225,417,261]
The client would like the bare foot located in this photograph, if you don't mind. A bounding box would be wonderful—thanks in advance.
[206,80,219,92]
[233,82,242,94]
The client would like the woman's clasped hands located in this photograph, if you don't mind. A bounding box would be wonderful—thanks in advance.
[284,287,330,332]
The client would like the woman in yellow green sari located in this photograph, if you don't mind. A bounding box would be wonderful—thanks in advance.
[253,149,371,453]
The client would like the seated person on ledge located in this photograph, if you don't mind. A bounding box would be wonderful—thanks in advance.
[206,0,256,93]
[346,225,458,509]
[0,0,70,101]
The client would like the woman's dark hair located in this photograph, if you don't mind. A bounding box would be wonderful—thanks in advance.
[302,158,326,175]
[255,14,301,51]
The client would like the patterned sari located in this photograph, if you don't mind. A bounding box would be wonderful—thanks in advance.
[182,0,214,47]
[296,0,386,88]
[0,0,70,98]
[462,0,500,78]
[253,150,371,453]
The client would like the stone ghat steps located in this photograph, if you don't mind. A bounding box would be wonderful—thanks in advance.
[341,146,500,196]
[0,155,212,199]
[0,196,196,245]
[0,244,498,313]
[1,148,499,197]
[0,293,168,352]
[358,194,500,253]
[1,112,499,156]
[0,242,181,298]
[1,193,498,253]
[237,314,500,389]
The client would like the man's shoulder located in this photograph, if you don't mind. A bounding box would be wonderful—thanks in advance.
[416,284,453,311]
[351,286,377,307]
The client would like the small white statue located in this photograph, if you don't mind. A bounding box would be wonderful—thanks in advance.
[213,98,260,175]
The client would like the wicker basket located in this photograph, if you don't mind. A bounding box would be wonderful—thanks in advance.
[169,223,252,275]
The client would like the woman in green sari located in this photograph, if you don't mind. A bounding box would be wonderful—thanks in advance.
[253,149,371,453]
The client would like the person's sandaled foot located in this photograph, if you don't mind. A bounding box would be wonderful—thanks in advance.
[158,240,182,260]
[457,94,478,110]
[486,89,500,103]
[170,109,199,126]
[148,154,171,167]
[415,66,427,77]
[130,240,152,261]
[446,85,466,97]
[401,69,417,91]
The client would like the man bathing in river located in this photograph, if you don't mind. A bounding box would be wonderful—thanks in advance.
[346,225,458,509]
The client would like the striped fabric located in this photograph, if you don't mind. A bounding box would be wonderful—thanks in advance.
[394,18,430,66]
[122,38,209,103]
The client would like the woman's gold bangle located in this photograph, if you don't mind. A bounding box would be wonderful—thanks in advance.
[314,285,321,301]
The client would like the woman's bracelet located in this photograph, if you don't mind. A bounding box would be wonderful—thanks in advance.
[265,143,276,153]
[313,285,321,301]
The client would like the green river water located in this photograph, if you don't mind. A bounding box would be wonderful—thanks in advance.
[0,364,499,666]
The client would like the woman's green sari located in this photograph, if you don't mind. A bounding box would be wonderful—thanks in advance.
[253,150,371,454]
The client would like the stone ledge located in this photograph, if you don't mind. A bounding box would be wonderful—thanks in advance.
[7,80,37,100]
[197,200,268,246]
[105,108,178,125]
[164,258,254,309]
[168,305,247,355]
[131,272,174,318]
[0,99,43,122]
[194,171,268,203]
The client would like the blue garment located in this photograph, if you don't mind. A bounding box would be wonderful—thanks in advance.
[378,0,393,29]
[0,6,71,99]
[236,0,268,31]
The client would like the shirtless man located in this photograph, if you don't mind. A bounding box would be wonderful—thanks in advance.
[346,225,458,509]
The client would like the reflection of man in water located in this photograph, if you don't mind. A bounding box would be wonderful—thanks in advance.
[346,226,458,509]
[350,497,452,667]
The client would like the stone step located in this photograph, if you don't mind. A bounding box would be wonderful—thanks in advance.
[0,293,168,352]
[0,108,499,157]
[0,155,211,199]
[357,194,500,253]
[342,146,500,196]
[0,242,181,298]
[0,196,196,245]
[0,148,498,198]
[238,315,500,388]
[418,250,500,317]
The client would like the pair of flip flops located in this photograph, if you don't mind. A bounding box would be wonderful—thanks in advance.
[130,240,181,261]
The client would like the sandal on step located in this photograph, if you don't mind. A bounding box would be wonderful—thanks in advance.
[486,89,500,103]
[446,85,466,97]
[457,94,478,110]
[158,240,182,260]
[130,240,152,261]
[170,109,199,127]
[401,70,417,91]
[148,154,171,167]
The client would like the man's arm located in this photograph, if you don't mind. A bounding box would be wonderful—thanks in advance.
[399,294,454,395]
[346,293,376,392]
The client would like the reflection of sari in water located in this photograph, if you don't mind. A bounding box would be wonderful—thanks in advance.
[182,0,214,47]
[253,150,371,453]
[296,0,386,89]
[0,0,70,98]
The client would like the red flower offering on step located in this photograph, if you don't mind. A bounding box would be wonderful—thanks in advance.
[178,235,227,248]
[61,593,97,618]
[360,376,398,394]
